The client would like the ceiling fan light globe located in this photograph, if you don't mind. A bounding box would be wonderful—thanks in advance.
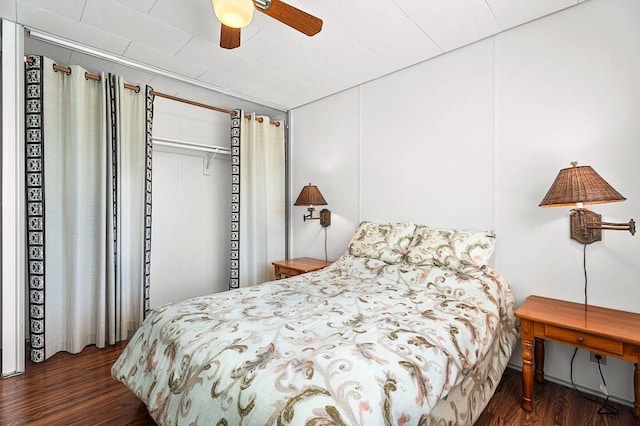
[212,0,255,28]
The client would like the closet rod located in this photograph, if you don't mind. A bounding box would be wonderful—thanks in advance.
[39,59,281,127]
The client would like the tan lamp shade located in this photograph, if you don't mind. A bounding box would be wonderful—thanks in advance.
[211,0,255,28]
[294,184,327,206]
[539,162,626,207]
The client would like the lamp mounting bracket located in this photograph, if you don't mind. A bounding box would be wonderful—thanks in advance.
[319,208,331,227]
[570,208,601,244]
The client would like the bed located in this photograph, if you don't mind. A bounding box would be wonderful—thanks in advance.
[112,221,517,425]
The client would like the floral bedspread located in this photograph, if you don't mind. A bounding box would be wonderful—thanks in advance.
[112,255,516,425]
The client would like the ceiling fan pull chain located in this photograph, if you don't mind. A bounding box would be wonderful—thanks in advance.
[253,0,272,12]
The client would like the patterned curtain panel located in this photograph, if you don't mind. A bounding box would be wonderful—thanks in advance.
[229,110,285,289]
[25,56,154,362]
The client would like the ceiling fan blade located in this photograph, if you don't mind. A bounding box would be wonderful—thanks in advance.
[220,24,241,49]
[257,0,322,36]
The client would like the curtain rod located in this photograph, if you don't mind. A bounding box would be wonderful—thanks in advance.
[53,63,280,126]
[25,57,280,127]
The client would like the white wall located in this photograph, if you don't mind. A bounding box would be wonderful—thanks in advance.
[360,39,495,228]
[289,88,361,260]
[290,0,640,405]
[149,97,232,307]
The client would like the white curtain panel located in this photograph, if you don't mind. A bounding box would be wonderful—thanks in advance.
[42,58,110,357]
[109,75,148,343]
[238,113,285,287]
[25,56,150,361]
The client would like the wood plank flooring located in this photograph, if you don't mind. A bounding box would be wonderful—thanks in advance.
[476,368,638,426]
[0,343,154,426]
[0,343,637,425]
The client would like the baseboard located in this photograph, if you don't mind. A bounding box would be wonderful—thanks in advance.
[506,362,634,409]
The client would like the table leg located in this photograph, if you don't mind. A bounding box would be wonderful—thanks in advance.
[520,319,534,412]
[534,338,545,383]
[634,362,639,418]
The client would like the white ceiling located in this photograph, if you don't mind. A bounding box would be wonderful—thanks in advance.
[1,0,586,113]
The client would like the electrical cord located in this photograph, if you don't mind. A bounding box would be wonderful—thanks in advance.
[596,356,618,415]
[569,348,600,405]
[323,226,328,263]
[568,243,618,417]
[583,243,588,308]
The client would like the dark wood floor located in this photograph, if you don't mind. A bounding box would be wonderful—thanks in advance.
[0,343,637,425]
[476,369,638,426]
[0,343,154,426]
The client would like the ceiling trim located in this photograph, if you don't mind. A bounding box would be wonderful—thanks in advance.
[26,27,288,112]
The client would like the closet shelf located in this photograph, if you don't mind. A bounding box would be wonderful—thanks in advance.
[152,137,231,175]
[152,137,231,156]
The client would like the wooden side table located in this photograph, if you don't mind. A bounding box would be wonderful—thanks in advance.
[272,257,331,280]
[514,295,640,418]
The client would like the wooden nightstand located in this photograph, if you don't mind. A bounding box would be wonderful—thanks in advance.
[514,295,640,418]
[272,257,331,280]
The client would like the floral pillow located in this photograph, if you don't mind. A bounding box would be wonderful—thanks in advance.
[405,225,496,271]
[348,221,416,264]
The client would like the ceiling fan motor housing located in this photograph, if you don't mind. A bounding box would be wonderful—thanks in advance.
[253,0,272,11]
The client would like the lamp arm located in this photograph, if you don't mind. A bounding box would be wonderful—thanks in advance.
[303,206,317,221]
[585,219,636,235]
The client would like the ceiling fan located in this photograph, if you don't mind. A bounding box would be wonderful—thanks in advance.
[212,0,323,49]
